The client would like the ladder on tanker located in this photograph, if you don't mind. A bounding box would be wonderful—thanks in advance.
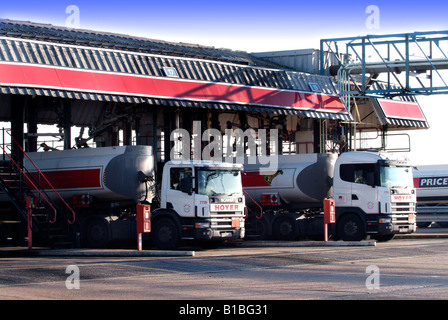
[0,129,76,248]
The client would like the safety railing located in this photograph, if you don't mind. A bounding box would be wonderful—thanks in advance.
[0,128,75,224]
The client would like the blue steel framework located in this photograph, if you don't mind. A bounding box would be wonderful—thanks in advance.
[320,31,448,101]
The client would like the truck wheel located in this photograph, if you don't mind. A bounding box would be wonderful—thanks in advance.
[337,214,365,241]
[273,216,297,241]
[85,218,110,248]
[248,215,270,240]
[153,218,180,250]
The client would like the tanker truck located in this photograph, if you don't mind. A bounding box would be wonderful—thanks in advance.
[22,145,245,249]
[413,165,448,228]
[242,151,417,241]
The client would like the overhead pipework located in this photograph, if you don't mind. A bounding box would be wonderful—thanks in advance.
[320,30,448,104]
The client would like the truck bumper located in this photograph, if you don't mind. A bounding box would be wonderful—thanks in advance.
[376,214,417,235]
[195,227,245,241]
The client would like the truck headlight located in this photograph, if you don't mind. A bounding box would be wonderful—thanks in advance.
[195,222,210,229]
[379,218,392,224]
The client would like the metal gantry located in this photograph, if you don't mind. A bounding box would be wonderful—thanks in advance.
[320,30,448,104]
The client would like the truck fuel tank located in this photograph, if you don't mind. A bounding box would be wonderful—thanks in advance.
[242,153,337,209]
[25,146,155,203]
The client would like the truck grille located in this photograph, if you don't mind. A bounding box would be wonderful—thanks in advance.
[391,202,415,214]
[391,213,411,223]
[210,212,245,229]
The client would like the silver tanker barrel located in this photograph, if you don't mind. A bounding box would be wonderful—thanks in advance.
[242,153,337,210]
[413,165,448,201]
[413,164,448,227]
[25,145,155,203]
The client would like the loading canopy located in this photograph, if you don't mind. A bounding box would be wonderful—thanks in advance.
[0,22,352,122]
[371,98,428,128]
[0,61,350,120]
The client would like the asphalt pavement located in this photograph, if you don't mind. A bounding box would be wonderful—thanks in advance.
[2,237,448,300]
[1,228,447,257]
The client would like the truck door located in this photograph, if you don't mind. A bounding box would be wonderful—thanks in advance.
[335,163,353,208]
[351,164,379,214]
[166,166,196,218]
[337,163,378,214]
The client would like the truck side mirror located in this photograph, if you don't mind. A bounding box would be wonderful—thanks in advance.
[180,176,193,194]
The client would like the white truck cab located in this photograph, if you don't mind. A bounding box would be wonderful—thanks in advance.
[334,152,417,241]
[153,160,246,249]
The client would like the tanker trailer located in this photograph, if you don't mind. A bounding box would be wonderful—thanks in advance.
[243,151,417,241]
[413,165,448,227]
[24,146,245,249]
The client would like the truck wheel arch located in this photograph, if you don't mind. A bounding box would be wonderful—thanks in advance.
[151,209,182,249]
[246,212,273,240]
[82,216,111,248]
[272,214,299,240]
[151,209,181,229]
[336,211,366,241]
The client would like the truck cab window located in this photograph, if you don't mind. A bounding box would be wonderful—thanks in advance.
[197,169,242,196]
[340,164,377,185]
[380,166,413,188]
[170,167,192,190]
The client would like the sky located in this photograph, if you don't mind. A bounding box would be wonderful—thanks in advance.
[1,0,448,165]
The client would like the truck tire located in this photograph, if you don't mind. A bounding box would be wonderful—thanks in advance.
[153,217,180,250]
[273,215,298,241]
[337,214,365,241]
[246,214,271,240]
[255,216,271,240]
[84,218,110,248]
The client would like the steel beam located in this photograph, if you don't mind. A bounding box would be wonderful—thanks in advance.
[321,30,448,98]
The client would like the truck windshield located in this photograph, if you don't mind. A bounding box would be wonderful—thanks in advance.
[197,169,242,196]
[380,166,413,188]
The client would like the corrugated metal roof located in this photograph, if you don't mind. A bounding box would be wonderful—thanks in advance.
[0,19,269,66]
[385,118,429,128]
[0,20,352,121]
[0,36,339,93]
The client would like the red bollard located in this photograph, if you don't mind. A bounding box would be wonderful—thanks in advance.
[323,198,336,242]
[136,203,151,251]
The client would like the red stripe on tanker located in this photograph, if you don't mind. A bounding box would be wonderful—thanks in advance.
[413,165,448,202]
[242,154,337,210]
[26,168,101,190]
[24,146,155,202]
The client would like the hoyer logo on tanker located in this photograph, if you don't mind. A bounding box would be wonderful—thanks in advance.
[392,195,414,202]
[211,204,243,212]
